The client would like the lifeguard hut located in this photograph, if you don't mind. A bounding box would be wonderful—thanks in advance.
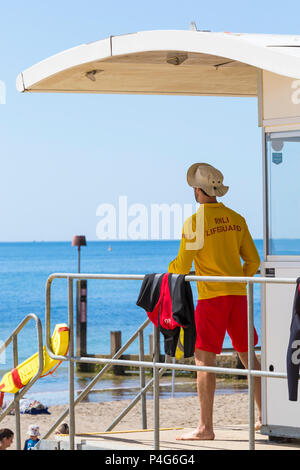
[16,28,300,439]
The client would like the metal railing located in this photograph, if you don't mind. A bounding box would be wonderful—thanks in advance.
[43,273,295,451]
[0,314,43,450]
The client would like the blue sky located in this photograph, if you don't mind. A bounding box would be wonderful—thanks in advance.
[1,0,300,241]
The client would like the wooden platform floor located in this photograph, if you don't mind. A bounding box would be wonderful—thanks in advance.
[57,425,300,451]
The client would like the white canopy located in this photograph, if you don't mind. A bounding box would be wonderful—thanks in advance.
[16,30,300,97]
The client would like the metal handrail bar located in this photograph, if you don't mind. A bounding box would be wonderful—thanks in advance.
[153,322,161,449]
[45,273,294,362]
[138,329,147,429]
[0,313,43,450]
[46,272,295,283]
[39,355,286,378]
[68,278,75,449]
[44,273,296,451]
[247,282,255,449]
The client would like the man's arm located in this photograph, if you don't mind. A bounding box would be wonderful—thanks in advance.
[240,220,261,277]
[168,211,204,275]
[168,233,195,275]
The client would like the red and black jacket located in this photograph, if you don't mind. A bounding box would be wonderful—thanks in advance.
[136,273,196,358]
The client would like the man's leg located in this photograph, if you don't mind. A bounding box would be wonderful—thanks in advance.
[238,351,261,429]
[227,296,261,429]
[176,348,216,440]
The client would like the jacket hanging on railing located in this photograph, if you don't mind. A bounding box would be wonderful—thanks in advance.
[286,277,300,401]
[136,273,196,358]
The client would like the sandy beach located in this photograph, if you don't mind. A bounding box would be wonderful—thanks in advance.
[1,392,256,450]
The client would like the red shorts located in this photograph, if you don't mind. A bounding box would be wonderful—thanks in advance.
[195,295,258,354]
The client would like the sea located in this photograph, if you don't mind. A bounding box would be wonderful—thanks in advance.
[0,239,266,406]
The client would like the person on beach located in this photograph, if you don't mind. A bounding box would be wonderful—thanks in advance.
[55,422,69,435]
[168,163,261,441]
[0,428,14,450]
[23,424,40,450]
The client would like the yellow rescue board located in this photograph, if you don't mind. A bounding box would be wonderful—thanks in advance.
[175,327,184,360]
[0,324,69,394]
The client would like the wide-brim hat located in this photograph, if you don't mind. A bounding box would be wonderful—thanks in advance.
[187,163,229,197]
[26,425,40,437]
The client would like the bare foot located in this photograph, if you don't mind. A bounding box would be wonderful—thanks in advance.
[176,428,215,441]
[255,420,261,431]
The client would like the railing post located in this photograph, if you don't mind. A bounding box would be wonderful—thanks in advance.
[13,336,21,450]
[138,330,147,429]
[171,357,176,398]
[153,324,160,450]
[0,314,43,423]
[149,334,153,357]
[247,282,255,450]
[68,277,75,450]
[110,331,123,375]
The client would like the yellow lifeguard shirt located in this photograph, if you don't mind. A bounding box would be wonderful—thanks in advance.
[168,203,261,300]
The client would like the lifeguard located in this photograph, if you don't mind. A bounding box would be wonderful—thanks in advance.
[168,162,261,440]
